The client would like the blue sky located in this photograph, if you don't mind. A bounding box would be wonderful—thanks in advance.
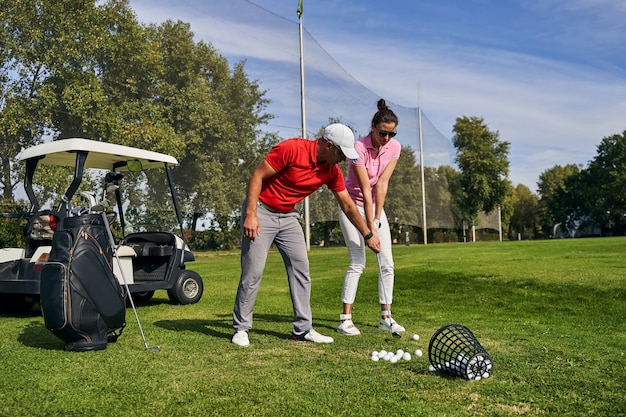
[128,0,626,192]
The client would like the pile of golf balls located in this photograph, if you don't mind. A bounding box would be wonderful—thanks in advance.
[370,334,424,364]
[371,349,413,363]
[431,353,493,380]
[466,354,493,380]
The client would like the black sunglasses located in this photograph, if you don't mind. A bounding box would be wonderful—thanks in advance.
[327,139,346,158]
[378,130,397,138]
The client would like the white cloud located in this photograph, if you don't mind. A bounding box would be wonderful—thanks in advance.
[129,0,626,192]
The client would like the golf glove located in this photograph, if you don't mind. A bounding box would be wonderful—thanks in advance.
[374,218,381,229]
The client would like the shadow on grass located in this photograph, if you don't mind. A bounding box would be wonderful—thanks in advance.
[18,320,64,350]
[154,312,334,342]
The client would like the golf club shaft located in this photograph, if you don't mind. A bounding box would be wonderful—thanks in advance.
[100,212,159,351]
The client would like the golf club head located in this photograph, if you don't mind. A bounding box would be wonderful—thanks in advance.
[146,345,161,351]
[79,191,97,209]
[391,331,402,338]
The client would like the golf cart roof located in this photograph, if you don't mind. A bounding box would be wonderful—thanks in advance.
[18,138,178,170]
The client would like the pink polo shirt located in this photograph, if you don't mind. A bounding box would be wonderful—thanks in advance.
[345,134,401,206]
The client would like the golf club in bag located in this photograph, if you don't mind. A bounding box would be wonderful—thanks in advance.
[377,252,401,338]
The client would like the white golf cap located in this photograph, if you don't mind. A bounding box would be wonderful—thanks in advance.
[323,123,358,160]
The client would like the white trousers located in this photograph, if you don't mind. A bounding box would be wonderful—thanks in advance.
[338,204,395,306]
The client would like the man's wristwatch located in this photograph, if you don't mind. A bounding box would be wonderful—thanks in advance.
[363,231,373,240]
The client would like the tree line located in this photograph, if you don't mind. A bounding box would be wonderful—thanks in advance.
[1,0,277,247]
[2,0,624,249]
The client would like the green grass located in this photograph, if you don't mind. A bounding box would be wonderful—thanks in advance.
[1,238,625,416]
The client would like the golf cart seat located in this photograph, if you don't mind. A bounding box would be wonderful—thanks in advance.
[123,232,176,257]
[121,232,179,283]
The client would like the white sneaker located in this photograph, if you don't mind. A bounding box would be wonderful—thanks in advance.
[231,330,250,347]
[337,318,361,336]
[292,328,334,343]
[379,317,406,333]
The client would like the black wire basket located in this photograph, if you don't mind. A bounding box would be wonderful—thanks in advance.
[428,323,493,380]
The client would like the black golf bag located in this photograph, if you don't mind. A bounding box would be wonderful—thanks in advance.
[41,214,126,351]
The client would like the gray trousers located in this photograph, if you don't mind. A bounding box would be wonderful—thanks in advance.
[233,202,312,333]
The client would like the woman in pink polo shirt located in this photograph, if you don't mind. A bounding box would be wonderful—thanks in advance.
[337,99,405,336]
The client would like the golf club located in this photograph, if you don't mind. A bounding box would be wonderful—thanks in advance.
[377,252,401,338]
[100,211,160,351]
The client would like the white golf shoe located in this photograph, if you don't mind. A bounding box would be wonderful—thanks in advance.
[231,330,250,347]
[379,317,406,333]
[337,314,361,336]
[292,328,334,343]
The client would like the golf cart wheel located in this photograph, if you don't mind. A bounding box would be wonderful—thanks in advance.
[132,290,155,304]
[167,270,203,305]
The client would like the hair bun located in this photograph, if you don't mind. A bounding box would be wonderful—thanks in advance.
[372,98,398,127]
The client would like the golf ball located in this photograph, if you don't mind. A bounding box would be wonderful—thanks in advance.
[428,365,436,372]
[371,355,379,362]
[412,334,420,341]
[396,349,404,356]
[414,349,423,357]
[402,352,411,361]
[379,350,387,357]
[390,356,398,364]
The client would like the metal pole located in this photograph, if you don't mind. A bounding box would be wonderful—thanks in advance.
[418,86,427,245]
[298,7,310,251]
[498,205,502,242]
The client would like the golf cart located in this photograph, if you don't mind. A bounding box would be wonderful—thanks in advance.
[0,138,203,313]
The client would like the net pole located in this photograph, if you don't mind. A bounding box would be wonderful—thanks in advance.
[418,86,427,245]
[298,5,310,251]
[498,205,502,241]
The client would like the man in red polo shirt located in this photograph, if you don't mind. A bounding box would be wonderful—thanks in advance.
[232,123,380,347]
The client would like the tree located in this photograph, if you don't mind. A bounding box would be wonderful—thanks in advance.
[586,130,626,234]
[509,184,538,239]
[452,116,511,231]
[537,164,582,235]
[1,0,183,200]
[137,20,274,233]
[0,0,70,201]
[385,145,421,227]
[424,165,461,229]
[537,131,626,237]
[2,1,274,244]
